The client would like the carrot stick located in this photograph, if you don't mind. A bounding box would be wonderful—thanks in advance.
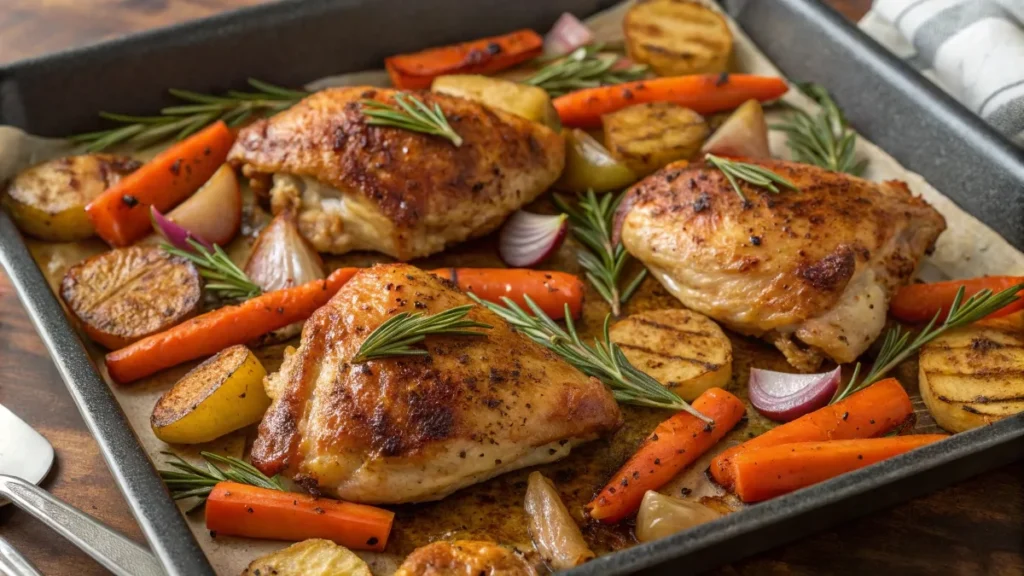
[731,435,948,503]
[386,30,544,90]
[205,482,393,551]
[586,388,745,524]
[431,268,584,320]
[710,378,912,490]
[85,122,234,246]
[554,74,789,128]
[106,268,357,384]
[890,277,1024,324]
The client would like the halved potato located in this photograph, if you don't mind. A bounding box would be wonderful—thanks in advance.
[152,345,269,444]
[2,154,140,241]
[602,103,709,176]
[609,308,732,401]
[431,75,561,130]
[624,0,733,77]
[60,245,202,349]
[241,539,371,576]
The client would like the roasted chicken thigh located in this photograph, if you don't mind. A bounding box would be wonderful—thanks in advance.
[618,159,946,371]
[228,88,564,261]
[251,264,621,503]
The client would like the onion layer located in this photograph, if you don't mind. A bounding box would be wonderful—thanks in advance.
[544,13,594,56]
[636,491,721,543]
[498,210,567,267]
[150,206,212,252]
[164,164,242,246]
[702,99,771,159]
[244,213,325,292]
[524,471,594,569]
[749,365,841,422]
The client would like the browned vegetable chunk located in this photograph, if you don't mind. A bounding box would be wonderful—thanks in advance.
[624,0,733,77]
[60,245,202,350]
[602,102,709,176]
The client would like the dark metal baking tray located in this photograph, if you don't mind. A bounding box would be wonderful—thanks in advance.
[1,1,1022,575]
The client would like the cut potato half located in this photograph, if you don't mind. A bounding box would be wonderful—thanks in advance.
[610,308,732,401]
[432,75,561,130]
[602,102,709,176]
[152,345,270,444]
[242,539,371,576]
[624,0,733,77]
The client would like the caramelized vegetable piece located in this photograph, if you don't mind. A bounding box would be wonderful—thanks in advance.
[431,75,561,130]
[386,30,544,90]
[163,164,242,247]
[151,345,270,444]
[702,99,771,159]
[395,540,538,576]
[602,102,709,176]
[890,276,1024,324]
[624,0,733,76]
[245,213,325,292]
[60,245,201,350]
[556,129,638,193]
[242,539,371,576]
[432,268,584,320]
[635,491,721,543]
[2,154,141,241]
[524,472,594,570]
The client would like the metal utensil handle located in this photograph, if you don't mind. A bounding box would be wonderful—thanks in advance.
[0,475,164,576]
[0,536,42,576]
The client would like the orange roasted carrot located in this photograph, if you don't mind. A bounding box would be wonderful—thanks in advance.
[731,435,948,503]
[386,30,544,90]
[890,277,1024,324]
[85,121,234,247]
[710,378,912,490]
[431,268,584,320]
[106,267,357,384]
[554,74,789,128]
[205,482,393,551]
[586,388,745,524]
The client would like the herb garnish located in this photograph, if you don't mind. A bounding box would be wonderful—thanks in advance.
[523,44,648,97]
[360,93,463,147]
[351,304,491,363]
[158,451,282,512]
[162,240,262,302]
[705,153,799,203]
[772,83,867,175]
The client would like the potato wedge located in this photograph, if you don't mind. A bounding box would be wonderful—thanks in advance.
[624,0,733,77]
[609,308,732,401]
[2,154,140,241]
[152,345,270,444]
[602,103,709,176]
[241,539,371,576]
[60,245,202,349]
[431,74,561,130]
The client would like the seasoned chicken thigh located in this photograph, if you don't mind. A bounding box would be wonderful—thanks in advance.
[228,87,564,261]
[251,264,621,503]
[619,159,946,371]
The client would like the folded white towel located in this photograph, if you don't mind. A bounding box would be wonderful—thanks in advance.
[860,0,1024,146]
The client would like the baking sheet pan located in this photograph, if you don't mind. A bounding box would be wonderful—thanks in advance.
[1,1,1023,575]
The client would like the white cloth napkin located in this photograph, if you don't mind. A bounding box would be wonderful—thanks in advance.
[859,0,1024,146]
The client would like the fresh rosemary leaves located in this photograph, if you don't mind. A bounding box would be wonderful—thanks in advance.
[553,190,646,317]
[351,304,491,363]
[523,44,648,97]
[705,153,799,202]
[470,293,711,421]
[832,283,1024,404]
[360,93,463,146]
[158,451,282,512]
[772,83,867,176]
[162,240,262,302]
[71,79,307,152]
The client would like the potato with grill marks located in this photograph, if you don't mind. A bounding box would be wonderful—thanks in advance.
[624,0,733,77]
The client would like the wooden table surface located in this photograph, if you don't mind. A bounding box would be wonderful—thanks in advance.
[1,1,1023,575]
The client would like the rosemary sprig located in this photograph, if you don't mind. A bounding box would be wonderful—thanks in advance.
[69,78,308,152]
[352,304,491,362]
[469,293,711,422]
[158,451,282,512]
[553,190,646,317]
[523,44,648,97]
[832,283,1024,404]
[705,153,799,203]
[771,83,867,175]
[360,93,463,146]
[162,239,262,302]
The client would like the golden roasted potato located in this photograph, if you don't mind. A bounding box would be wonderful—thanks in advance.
[60,246,202,350]
[624,0,733,77]
[610,308,732,401]
[2,154,140,241]
[602,103,709,176]
[431,75,560,130]
[241,539,371,576]
[152,345,270,444]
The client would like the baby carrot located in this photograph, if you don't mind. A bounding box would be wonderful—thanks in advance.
[106,267,357,384]
[586,387,746,524]
[731,435,948,503]
[431,268,584,320]
[890,277,1024,324]
[205,482,393,551]
[710,378,912,490]
[386,30,544,89]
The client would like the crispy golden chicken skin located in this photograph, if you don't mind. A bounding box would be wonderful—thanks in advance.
[228,87,565,261]
[395,541,537,576]
[619,159,946,371]
[251,264,621,504]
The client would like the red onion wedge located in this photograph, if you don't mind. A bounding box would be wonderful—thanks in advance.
[164,164,242,246]
[749,366,841,422]
[702,100,771,159]
[499,210,568,267]
[150,206,213,252]
[544,13,594,56]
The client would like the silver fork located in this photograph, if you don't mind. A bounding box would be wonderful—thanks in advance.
[0,536,41,576]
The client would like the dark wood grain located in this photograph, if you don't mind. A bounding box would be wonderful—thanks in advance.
[2,1,1022,575]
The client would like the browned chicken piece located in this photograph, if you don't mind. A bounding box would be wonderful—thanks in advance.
[251,264,621,504]
[395,541,537,576]
[618,159,946,371]
[228,87,565,261]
